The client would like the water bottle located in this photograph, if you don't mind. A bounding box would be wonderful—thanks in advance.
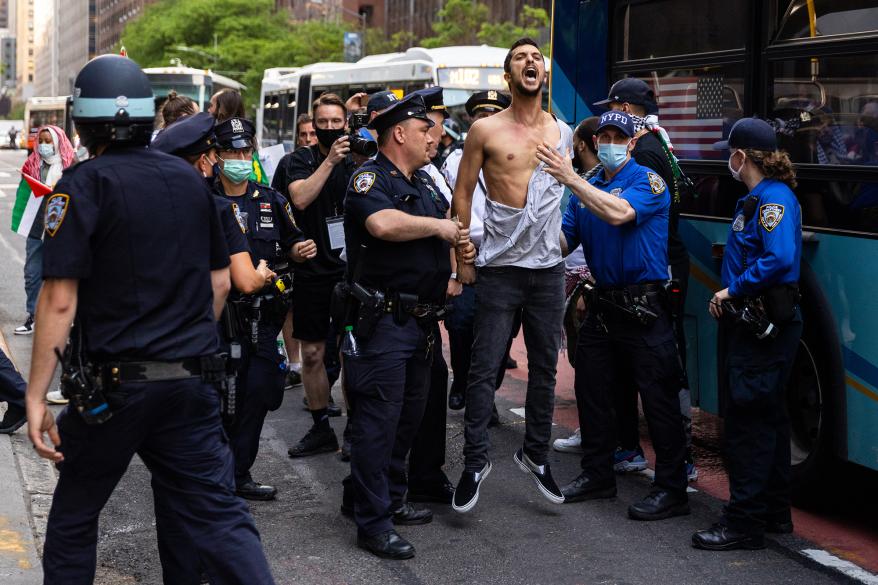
[341,325,360,358]
[276,339,287,371]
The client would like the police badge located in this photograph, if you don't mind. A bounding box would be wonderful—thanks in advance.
[646,172,666,194]
[44,193,70,237]
[354,172,376,194]
[759,203,784,232]
[732,214,745,232]
[231,118,244,134]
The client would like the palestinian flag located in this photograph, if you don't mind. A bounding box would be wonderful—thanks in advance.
[250,151,269,185]
[10,173,52,236]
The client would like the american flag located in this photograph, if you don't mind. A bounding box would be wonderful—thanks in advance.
[654,76,725,160]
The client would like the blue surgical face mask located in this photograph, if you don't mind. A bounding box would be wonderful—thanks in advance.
[220,158,251,184]
[597,141,630,171]
[38,143,55,159]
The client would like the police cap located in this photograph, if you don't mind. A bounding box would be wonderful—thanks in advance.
[151,112,217,156]
[215,117,255,150]
[368,94,435,135]
[714,117,777,152]
[412,86,449,119]
[367,90,399,116]
[594,78,658,115]
[596,111,635,138]
[465,90,511,117]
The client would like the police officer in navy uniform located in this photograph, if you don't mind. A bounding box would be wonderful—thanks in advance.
[693,118,802,551]
[537,110,689,520]
[25,55,275,585]
[343,94,472,559]
[213,116,316,501]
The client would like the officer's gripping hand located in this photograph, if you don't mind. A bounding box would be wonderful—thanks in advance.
[256,259,276,284]
[27,400,63,463]
[292,239,318,262]
[536,143,578,187]
[327,136,351,166]
[435,218,462,245]
[456,263,476,285]
[708,287,731,320]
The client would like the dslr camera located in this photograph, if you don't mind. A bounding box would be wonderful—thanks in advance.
[347,112,378,157]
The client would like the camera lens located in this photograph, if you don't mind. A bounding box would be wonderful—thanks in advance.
[350,135,378,157]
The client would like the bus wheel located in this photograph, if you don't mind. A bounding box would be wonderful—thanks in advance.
[788,265,844,505]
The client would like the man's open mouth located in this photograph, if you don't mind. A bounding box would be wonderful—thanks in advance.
[524,66,538,80]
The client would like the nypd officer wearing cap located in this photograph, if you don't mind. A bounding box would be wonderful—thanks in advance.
[537,110,689,520]
[343,93,473,559]
[213,116,317,501]
[693,118,802,551]
[25,55,275,584]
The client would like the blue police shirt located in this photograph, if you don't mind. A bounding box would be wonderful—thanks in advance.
[344,152,451,303]
[722,178,801,297]
[42,146,230,360]
[561,158,669,286]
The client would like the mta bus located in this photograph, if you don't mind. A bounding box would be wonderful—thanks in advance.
[550,0,878,497]
[22,96,72,152]
[257,45,523,150]
[143,66,245,112]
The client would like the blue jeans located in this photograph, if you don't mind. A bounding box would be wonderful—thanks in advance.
[24,236,43,316]
[463,263,565,471]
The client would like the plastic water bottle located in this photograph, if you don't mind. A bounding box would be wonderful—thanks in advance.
[276,339,287,371]
[341,325,360,358]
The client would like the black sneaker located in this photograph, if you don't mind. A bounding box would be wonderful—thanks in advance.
[0,404,26,434]
[14,315,33,336]
[513,448,564,504]
[452,461,492,513]
[287,425,339,458]
[284,369,302,390]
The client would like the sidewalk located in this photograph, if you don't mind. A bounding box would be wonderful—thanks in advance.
[0,330,42,584]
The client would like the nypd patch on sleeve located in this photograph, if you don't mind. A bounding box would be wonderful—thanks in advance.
[759,203,784,232]
[646,172,666,194]
[353,172,376,194]
[44,193,70,237]
[284,201,297,227]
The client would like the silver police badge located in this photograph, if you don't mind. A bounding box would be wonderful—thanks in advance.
[732,214,745,232]
[759,203,785,232]
[354,172,376,194]
[44,194,70,237]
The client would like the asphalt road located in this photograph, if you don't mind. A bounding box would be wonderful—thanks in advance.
[0,149,866,585]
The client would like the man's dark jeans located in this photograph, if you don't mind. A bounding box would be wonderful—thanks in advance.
[463,263,565,472]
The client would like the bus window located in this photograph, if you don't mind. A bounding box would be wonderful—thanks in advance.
[613,0,747,62]
[770,54,878,166]
[281,92,298,147]
[618,65,745,160]
[775,1,878,40]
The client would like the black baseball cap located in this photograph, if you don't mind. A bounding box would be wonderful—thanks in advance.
[594,78,658,115]
[367,90,399,116]
[368,94,435,135]
[713,118,777,151]
[215,117,255,150]
[151,112,216,156]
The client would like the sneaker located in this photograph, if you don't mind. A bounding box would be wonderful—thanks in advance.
[284,369,302,390]
[0,404,26,434]
[452,461,492,514]
[614,446,648,473]
[14,315,33,335]
[513,448,564,504]
[287,425,339,458]
[553,428,582,453]
[686,461,698,482]
[46,389,69,405]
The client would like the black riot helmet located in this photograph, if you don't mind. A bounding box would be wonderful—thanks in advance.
[72,55,156,149]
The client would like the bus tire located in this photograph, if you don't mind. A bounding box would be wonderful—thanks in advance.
[788,262,845,505]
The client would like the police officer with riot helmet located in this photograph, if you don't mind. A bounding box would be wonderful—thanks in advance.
[25,54,275,584]
[213,116,317,501]
[538,111,690,521]
[692,118,802,551]
[343,94,474,559]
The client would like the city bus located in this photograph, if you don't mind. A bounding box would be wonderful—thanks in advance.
[550,0,878,498]
[22,96,72,152]
[257,45,523,150]
[144,66,246,113]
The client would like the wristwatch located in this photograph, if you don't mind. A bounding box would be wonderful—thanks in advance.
[450,272,458,281]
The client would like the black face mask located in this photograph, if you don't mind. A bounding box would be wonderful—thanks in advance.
[572,152,584,172]
[315,127,345,148]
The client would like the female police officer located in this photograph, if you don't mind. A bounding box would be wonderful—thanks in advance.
[692,118,802,550]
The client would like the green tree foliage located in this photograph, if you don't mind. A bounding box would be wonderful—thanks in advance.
[421,0,489,48]
[477,6,550,51]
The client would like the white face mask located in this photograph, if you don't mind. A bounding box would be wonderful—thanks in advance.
[38,143,55,159]
[728,150,745,182]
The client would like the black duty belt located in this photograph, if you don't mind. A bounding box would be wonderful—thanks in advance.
[596,282,665,302]
[103,358,204,384]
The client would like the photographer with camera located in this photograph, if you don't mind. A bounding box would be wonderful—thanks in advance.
[271,93,364,458]
[693,118,802,551]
